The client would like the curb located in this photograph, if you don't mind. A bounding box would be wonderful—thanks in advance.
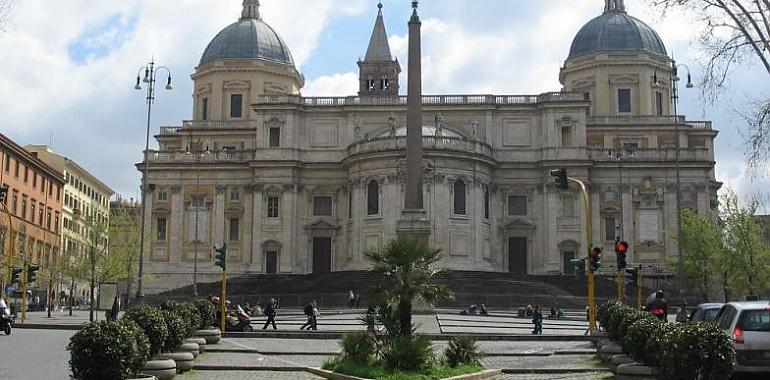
[223,331,602,342]
[15,324,82,331]
[193,365,307,371]
[501,368,608,374]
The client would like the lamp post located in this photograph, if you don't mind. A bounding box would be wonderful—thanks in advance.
[655,60,693,293]
[608,145,634,302]
[134,61,172,303]
[186,140,209,299]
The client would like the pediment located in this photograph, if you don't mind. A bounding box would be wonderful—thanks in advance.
[499,217,536,230]
[304,219,340,230]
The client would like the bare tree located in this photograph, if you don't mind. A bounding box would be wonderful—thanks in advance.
[650,0,770,170]
[0,0,20,31]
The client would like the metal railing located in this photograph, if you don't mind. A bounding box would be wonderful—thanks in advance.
[146,150,255,163]
[347,135,493,157]
[587,147,712,162]
[587,116,713,130]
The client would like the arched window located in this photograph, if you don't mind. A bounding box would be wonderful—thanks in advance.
[453,180,466,215]
[367,180,379,216]
[380,75,389,90]
[483,185,489,219]
[367,77,376,91]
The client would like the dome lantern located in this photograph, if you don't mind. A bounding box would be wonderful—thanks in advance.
[241,0,260,20]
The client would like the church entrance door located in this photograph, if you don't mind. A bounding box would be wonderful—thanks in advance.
[312,237,332,274]
[265,251,277,274]
[508,237,528,274]
[563,251,576,275]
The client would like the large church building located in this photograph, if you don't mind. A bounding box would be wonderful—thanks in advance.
[140,0,719,294]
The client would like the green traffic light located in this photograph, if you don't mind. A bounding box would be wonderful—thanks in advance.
[214,244,227,271]
[549,169,569,189]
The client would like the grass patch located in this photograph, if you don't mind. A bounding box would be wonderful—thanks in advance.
[323,358,484,380]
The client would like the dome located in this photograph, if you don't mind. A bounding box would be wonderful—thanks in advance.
[199,18,295,67]
[568,12,667,59]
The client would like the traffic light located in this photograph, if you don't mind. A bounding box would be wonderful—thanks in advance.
[0,185,8,203]
[26,263,40,283]
[616,241,629,269]
[11,267,22,283]
[625,267,638,284]
[549,169,569,189]
[214,244,227,271]
[589,247,602,272]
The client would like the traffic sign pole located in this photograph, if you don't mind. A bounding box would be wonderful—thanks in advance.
[567,176,595,334]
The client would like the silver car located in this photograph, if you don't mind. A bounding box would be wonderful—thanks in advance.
[716,301,770,373]
[689,302,724,322]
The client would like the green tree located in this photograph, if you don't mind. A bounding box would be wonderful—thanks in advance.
[679,209,723,301]
[722,191,770,298]
[365,237,453,336]
[108,204,140,307]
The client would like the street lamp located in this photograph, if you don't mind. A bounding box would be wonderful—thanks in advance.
[134,60,172,303]
[656,60,693,291]
[607,145,635,241]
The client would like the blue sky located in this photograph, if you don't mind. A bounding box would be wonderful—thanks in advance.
[0,0,767,209]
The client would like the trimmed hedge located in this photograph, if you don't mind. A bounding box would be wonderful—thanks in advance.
[159,301,201,338]
[161,309,188,352]
[193,299,217,329]
[68,320,150,380]
[122,305,169,357]
[601,303,735,379]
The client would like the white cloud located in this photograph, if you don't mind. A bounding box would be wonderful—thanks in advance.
[304,72,359,96]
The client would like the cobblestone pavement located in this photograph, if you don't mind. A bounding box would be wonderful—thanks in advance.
[502,372,613,379]
[176,370,324,380]
[479,355,598,370]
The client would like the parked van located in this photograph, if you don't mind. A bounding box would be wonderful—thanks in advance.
[716,301,770,373]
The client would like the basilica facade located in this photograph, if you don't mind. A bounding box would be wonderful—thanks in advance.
[140,0,719,294]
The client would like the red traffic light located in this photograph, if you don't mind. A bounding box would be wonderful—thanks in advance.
[616,241,629,254]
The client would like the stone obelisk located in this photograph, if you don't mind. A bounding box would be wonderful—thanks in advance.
[397,1,431,240]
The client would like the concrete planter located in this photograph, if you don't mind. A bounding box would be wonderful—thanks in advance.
[128,375,157,380]
[138,358,176,380]
[306,368,502,380]
[193,329,221,345]
[610,354,636,373]
[179,342,200,358]
[616,363,659,380]
[185,337,207,353]
[598,343,623,361]
[158,352,194,373]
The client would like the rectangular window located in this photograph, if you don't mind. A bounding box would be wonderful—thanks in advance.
[3,153,9,172]
[46,208,52,230]
[605,216,617,241]
[55,214,60,233]
[191,194,204,207]
[201,98,209,121]
[562,196,575,217]
[230,190,240,201]
[267,196,280,218]
[269,127,281,148]
[313,196,333,216]
[230,94,243,118]
[229,218,240,241]
[23,167,28,182]
[508,195,527,216]
[348,191,353,220]
[484,187,490,220]
[655,91,664,116]
[617,89,631,113]
[14,161,19,177]
[157,218,167,241]
[38,203,44,225]
[12,193,18,215]
[21,198,27,219]
[32,173,37,187]
[30,202,36,223]
[561,127,573,147]
[157,191,168,201]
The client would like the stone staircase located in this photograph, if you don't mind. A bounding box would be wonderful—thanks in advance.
[152,271,651,309]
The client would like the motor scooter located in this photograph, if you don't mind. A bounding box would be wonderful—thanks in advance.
[0,309,12,335]
[230,305,254,332]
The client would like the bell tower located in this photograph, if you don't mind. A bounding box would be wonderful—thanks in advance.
[358,2,401,96]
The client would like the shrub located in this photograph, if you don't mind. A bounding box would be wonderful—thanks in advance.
[606,304,634,340]
[617,311,650,346]
[596,301,615,327]
[193,299,217,329]
[444,336,482,368]
[644,321,674,368]
[122,305,169,357]
[660,322,735,380]
[68,320,150,380]
[162,309,188,352]
[159,301,201,338]
[623,316,664,364]
[381,335,434,372]
[340,333,375,365]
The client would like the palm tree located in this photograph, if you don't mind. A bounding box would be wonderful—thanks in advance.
[365,237,453,336]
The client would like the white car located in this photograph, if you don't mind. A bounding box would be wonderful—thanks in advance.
[716,301,770,373]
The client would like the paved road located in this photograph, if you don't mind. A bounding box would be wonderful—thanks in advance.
[0,329,74,380]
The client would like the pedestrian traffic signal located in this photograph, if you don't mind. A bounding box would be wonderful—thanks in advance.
[214,244,227,271]
[625,267,638,284]
[11,267,22,283]
[550,169,569,189]
[26,263,40,283]
[0,185,8,203]
[616,241,629,269]
[589,247,602,272]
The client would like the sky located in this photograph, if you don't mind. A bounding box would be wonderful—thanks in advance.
[0,0,767,209]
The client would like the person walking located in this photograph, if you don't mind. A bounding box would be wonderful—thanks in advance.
[300,301,315,330]
[311,301,320,330]
[348,290,355,308]
[532,305,543,335]
[262,298,278,330]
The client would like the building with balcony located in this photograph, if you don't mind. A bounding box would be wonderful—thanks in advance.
[139,0,719,294]
[0,134,64,291]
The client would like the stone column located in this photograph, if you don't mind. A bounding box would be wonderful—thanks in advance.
[214,186,227,245]
[169,186,183,263]
[251,185,263,271]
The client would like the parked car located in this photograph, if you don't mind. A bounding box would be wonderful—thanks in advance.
[689,302,724,322]
[716,301,770,373]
